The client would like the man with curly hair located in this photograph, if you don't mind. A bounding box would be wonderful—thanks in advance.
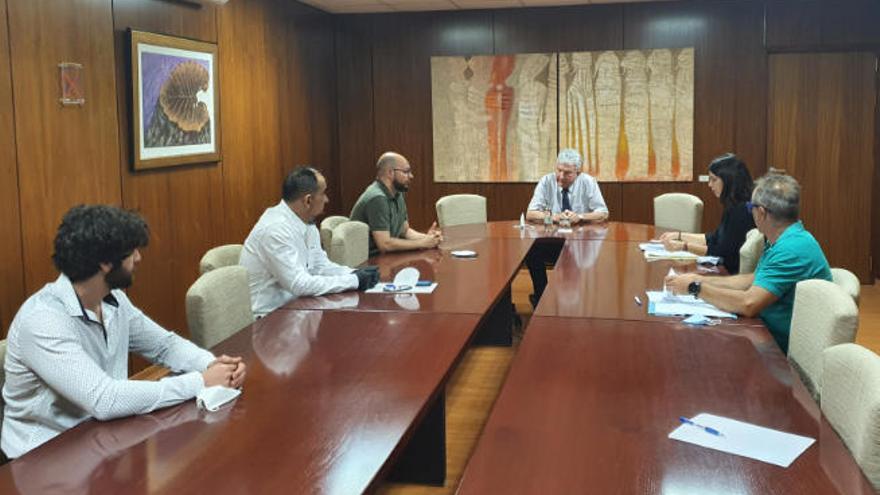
[1,205,247,459]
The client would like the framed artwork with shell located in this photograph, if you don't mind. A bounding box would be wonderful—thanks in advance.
[129,30,221,170]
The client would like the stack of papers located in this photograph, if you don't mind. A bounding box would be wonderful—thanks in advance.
[639,243,699,261]
[669,413,815,467]
[646,291,736,318]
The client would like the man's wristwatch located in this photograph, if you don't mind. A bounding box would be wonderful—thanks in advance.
[687,281,702,297]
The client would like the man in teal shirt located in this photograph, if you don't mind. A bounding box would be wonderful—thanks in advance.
[666,173,831,352]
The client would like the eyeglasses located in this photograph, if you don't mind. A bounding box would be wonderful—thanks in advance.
[382,283,413,292]
[393,169,413,176]
[746,201,769,214]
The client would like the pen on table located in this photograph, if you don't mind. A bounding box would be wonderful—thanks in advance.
[679,416,724,437]
[634,296,642,306]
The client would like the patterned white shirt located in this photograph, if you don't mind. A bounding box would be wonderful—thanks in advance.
[239,201,358,316]
[2,275,215,459]
[527,172,609,215]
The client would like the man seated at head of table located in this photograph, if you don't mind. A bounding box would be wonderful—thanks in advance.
[240,167,380,317]
[524,148,609,306]
[350,151,443,256]
[2,205,247,460]
[666,172,831,353]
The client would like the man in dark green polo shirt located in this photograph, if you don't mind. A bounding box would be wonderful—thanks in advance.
[665,172,831,353]
[350,152,442,256]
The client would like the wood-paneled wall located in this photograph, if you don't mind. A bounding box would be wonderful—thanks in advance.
[336,1,770,235]
[0,0,337,339]
[0,0,24,331]
[335,0,879,281]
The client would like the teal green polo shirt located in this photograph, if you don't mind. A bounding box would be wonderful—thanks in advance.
[753,221,831,353]
[350,180,408,256]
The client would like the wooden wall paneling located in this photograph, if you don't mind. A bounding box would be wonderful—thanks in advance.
[336,15,376,217]
[112,0,224,340]
[768,52,876,282]
[875,62,880,280]
[622,0,767,229]
[8,0,122,292]
[218,0,289,243]
[0,0,25,334]
[766,0,880,51]
[282,5,340,214]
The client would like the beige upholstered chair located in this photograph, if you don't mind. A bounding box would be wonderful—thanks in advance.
[199,244,243,275]
[821,343,880,491]
[653,193,703,233]
[186,266,254,349]
[329,221,369,268]
[831,267,861,305]
[738,228,764,274]
[788,279,858,399]
[435,194,488,228]
[320,216,349,251]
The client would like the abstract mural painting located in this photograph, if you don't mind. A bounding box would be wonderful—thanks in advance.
[431,53,557,182]
[559,48,693,182]
[130,30,221,170]
[431,48,693,182]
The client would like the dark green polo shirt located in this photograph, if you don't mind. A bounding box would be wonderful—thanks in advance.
[753,221,832,353]
[350,180,408,256]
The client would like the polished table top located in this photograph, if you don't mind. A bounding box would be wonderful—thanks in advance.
[0,310,481,494]
[282,236,533,314]
[535,239,765,327]
[457,317,876,494]
[442,220,667,242]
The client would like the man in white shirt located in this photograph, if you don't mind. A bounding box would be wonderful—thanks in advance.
[524,149,610,306]
[2,205,246,459]
[239,167,379,316]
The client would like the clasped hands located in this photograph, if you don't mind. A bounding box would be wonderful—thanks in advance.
[421,221,444,248]
[203,354,247,389]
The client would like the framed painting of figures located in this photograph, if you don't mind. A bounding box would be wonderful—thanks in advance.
[130,30,221,170]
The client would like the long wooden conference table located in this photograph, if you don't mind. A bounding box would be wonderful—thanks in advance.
[0,221,872,494]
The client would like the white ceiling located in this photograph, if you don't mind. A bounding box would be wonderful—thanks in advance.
[298,0,667,14]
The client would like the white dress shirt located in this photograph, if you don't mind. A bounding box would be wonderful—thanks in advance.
[527,172,609,215]
[239,201,359,316]
[1,275,215,459]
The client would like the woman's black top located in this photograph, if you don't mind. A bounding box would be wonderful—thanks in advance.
[706,202,756,274]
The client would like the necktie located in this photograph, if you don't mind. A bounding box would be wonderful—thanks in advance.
[561,188,572,212]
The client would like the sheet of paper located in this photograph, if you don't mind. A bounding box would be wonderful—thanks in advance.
[644,250,699,261]
[697,256,721,265]
[639,242,666,252]
[365,283,438,294]
[646,291,737,319]
[669,413,815,467]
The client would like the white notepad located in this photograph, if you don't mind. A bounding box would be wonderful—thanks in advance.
[669,413,815,467]
[646,291,737,319]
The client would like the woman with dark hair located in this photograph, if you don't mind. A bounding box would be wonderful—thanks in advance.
[660,153,756,273]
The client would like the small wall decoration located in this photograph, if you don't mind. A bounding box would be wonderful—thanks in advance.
[431,48,694,183]
[58,62,85,106]
[130,30,220,170]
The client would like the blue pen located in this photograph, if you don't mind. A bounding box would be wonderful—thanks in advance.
[679,416,724,437]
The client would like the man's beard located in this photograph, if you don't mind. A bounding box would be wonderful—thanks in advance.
[105,264,133,289]
[392,179,409,193]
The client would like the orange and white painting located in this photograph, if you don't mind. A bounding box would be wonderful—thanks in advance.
[431,48,693,183]
[559,48,693,182]
[431,53,557,182]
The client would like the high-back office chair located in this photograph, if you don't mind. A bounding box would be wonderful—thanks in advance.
[788,279,858,399]
[199,244,243,275]
[653,193,703,233]
[320,216,349,251]
[738,228,765,274]
[186,266,254,349]
[435,194,488,228]
[821,343,880,491]
[329,221,369,268]
[831,267,861,306]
